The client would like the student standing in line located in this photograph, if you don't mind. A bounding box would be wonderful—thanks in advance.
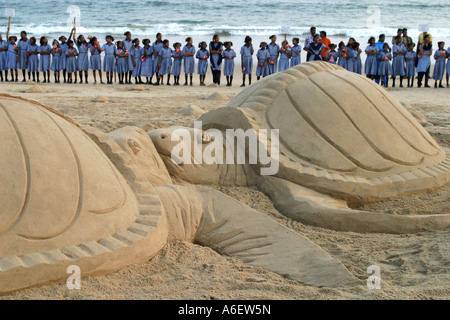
[39,36,52,83]
[59,29,74,83]
[222,41,236,86]
[196,41,209,86]
[337,41,348,69]
[171,42,183,86]
[102,35,116,85]
[89,37,104,84]
[378,43,392,87]
[73,28,89,84]
[267,35,280,75]
[51,39,62,83]
[116,41,129,84]
[446,45,450,88]
[432,41,446,88]
[278,40,291,72]
[256,41,269,80]
[346,38,355,72]
[65,40,78,84]
[26,37,39,82]
[140,39,154,84]
[392,36,407,87]
[417,34,432,88]
[153,33,164,81]
[365,37,379,80]
[240,36,253,87]
[352,42,362,74]
[326,44,338,64]
[304,26,316,62]
[182,37,196,86]
[157,39,173,86]
[18,31,30,82]
[6,34,19,82]
[123,31,134,84]
[290,38,301,67]
[374,34,387,84]
[405,43,416,88]
[305,34,326,61]
[131,38,143,84]
[0,33,7,81]
[209,34,223,85]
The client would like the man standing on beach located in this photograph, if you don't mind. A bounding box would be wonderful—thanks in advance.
[402,28,413,46]
[319,31,331,60]
[304,27,316,62]
[392,28,403,44]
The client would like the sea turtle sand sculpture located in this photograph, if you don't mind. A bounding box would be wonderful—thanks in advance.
[149,62,450,234]
[0,94,357,294]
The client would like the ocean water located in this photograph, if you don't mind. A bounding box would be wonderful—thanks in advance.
[1,0,449,40]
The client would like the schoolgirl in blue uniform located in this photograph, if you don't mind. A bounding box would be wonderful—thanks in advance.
[0,33,8,81]
[27,37,39,82]
[305,35,326,61]
[432,41,446,88]
[326,44,338,64]
[116,41,129,84]
[345,38,356,72]
[131,38,143,84]
[278,40,291,72]
[123,31,134,84]
[209,35,224,85]
[256,42,269,80]
[39,37,52,83]
[240,36,253,87]
[51,39,62,83]
[405,43,416,87]
[65,40,78,84]
[140,39,154,84]
[365,37,379,80]
[222,41,236,86]
[6,33,19,82]
[59,34,69,83]
[196,41,209,86]
[290,38,301,67]
[447,46,450,88]
[157,40,173,86]
[392,36,407,87]
[182,37,196,86]
[337,42,348,69]
[89,37,104,84]
[352,42,362,74]
[153,33,164,79]
[378,43,392,87]
[72,28,89,84]
[267,35,279,75]
[102,35,116,84]
[18,31,30,81]
[417,34,432,88]
[171,42,182,85]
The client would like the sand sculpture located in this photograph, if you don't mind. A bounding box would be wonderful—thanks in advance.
[0,93,357,294]
[1,62,449,294]
[150,62,450,234]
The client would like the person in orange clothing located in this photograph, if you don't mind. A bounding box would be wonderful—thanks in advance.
[319,31,331,59]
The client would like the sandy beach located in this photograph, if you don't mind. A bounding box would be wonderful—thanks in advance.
[0,63,449,300]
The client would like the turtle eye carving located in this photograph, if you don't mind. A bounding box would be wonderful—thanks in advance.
[160,133,169,140]
[127,139,141,154]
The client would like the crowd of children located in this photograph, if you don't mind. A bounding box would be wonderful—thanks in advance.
[0,26,449,88]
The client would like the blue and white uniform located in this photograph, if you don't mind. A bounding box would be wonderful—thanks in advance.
[182,44,196,74]
[365,45,379,76]
[39,44,52,72]
[267,43,279,74]
[278,48,290,72]
[65,46,78,73]
[116,48,129,74]
[6,42,18,69]
[59,42,68,70]
[290,45,301,67]
[432,49,447,80]
[327,51,338,64]
[307,42,326,61]
[222,49,236,76]
[158,46,173,76]
[140,46,154,77]
[51,47,62,71]
[196,49,209,75]
[417,44,432,73]
[77,42,89,71]
[256,48,269,77]
[17,38,30,69]
[152,40,164,73]
[405,50,416,77]
[131,45,142,77]
[89,43,102,70]
[352,49,362,74]
[240,45,253,75]
[0,40,8,71]
[27,44,39,72]
[378,51,392,76]
[102,43,116,72]
[171,48,183,76]
[123,39,134,71]
[392,43,406,77]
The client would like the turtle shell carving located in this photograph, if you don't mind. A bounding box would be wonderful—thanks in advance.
[0,95,160,258]
[199,62,450,203]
